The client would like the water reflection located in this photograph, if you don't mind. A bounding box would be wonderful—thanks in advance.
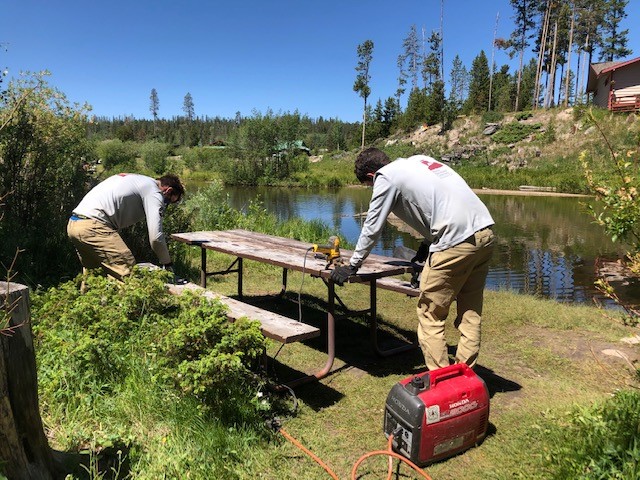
[216,185,632,308]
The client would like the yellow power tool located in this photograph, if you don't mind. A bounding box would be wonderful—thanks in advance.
[312,236,342,268]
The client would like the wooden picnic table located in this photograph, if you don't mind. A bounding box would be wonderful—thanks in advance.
[171,229,418,386]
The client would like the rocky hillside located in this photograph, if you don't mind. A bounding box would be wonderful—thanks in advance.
[384,107,639,171]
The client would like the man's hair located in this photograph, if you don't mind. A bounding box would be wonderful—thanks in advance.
[158,174,185,200]
[354,148,390,183]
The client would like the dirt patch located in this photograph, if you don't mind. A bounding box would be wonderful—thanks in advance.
[523,324,640,371]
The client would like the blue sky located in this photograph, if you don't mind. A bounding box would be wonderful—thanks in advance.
[3,0,638,122]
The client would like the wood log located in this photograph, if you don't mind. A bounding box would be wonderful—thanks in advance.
[0,282,55,480]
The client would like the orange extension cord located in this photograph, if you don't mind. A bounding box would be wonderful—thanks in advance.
[278,427,433,480]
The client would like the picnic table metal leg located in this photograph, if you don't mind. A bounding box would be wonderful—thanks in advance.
[200,247,207,287]
[238,257,243,299]
[369,280,418,357]
[285,280,336,388]
[280,268,288,296]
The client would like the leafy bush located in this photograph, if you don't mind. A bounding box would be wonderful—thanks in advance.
[32,269,267,423]
[0,74,93,285]
[140,141,170,174]
[181,179,240,231]
[582,142,640,247]
[97,139,138,171]
[33,272,171,402]
[542,389,640,479]
[157,291,266,413]
[182,146,228,171]
[482,110,504,123]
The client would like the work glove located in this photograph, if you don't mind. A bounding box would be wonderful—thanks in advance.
[162,262,174,273]
[162,263,187,285]
[330,264,358,286]
[411,243,430,264]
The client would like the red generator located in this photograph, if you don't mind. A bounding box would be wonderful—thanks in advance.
[383,363,489,466]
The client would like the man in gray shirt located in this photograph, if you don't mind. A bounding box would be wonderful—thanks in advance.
[67,173,184,279]
[330,148,494,371]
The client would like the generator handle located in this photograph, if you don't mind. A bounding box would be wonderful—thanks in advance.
[429,363,468,388]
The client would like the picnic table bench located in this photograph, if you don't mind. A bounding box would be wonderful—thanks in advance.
[166,282,320,344]
[375,276,420,297]
[138,262,321,344]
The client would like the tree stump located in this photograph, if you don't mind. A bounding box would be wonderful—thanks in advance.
[0,282,55,479]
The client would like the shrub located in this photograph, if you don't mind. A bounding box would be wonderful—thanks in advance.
[140,141,170,174]
[0,74,93,285]
[515,111,533,121]
[492,122,542,144]
[97,139,138,171]
[482,110,504,124]
[182,146,228,172]
[32,269,267,422]
[157,290,266,414]
[542,389,640,479]
[181,179,241,231]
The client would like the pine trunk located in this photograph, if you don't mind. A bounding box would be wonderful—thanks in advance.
[0,282,55,480]
[534,0,551,110]
[564,3,576,107]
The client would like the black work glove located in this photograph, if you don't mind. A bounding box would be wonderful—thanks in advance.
[162,263,187,285]
[330,265,358,286]
[411,243,429,264]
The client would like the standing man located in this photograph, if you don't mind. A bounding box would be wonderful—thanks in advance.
[67,173,184,279]
[330,148,495,371]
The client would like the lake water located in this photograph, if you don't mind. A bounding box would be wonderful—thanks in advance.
[216,185,637,309]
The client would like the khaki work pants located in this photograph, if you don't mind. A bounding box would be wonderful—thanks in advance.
[67,218,135,280]
[416,228,495,370]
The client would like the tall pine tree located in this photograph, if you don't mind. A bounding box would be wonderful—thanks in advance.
[508,0,541,111]
[599,0,632,61]
[183,92,195,121]
[353,40,374,150]
[465,51,491,113]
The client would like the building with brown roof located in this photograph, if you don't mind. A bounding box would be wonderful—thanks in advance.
[586,57,640,112]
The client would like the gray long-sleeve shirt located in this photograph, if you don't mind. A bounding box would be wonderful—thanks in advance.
[350,155,494,268]
[73,173,171,264]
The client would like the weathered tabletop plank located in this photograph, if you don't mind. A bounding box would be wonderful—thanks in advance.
[171,229,413,281]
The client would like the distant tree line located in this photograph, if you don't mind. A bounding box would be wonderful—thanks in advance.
[85,112,362,153]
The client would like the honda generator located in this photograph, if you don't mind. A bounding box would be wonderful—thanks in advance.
[383,363,489,466]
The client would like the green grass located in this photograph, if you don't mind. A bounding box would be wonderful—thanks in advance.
[31,246,640,479]
[164,252,640,479]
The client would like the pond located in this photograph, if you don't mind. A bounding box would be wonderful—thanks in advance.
[204,184,637,309]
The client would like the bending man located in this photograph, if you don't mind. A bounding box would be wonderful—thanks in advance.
[67,173,184,279]
[330,148,495,370]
